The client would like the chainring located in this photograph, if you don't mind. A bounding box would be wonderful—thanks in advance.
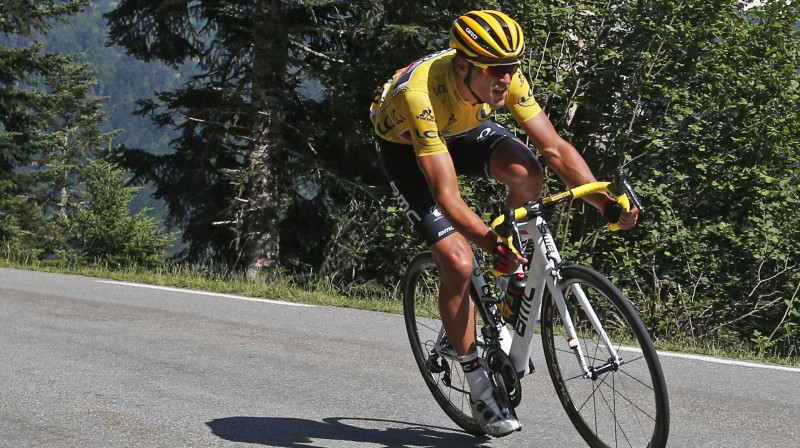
[484,346,521,408]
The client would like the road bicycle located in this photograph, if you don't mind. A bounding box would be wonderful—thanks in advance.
[403,169,669,447]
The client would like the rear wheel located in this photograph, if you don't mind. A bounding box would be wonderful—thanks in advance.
[541,265,670,448]
[403,252,484,436]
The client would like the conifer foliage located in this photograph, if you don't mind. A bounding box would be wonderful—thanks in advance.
[1,0,96,252]
[104,1,373,271]
[0,0,172,265]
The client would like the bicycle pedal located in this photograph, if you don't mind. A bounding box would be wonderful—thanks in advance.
[434,336,458,360]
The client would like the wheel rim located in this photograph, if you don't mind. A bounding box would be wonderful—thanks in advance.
[543,275,667,448]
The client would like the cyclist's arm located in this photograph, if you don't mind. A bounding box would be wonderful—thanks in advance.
[415,152,497,252]
[399,88,497,251]
[520,112,638,228]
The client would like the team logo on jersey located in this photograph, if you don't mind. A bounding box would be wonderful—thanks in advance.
[414,129,442,145]
[376,109,406,135]
[444,113,457,131]
[476,107,490,122]
[390,181,422,225]
[430,205,444,222]
[477,127,496,142]
[417,108,436,122]
[516,89,537,108]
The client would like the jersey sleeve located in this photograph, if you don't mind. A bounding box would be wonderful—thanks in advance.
[403,89,448,157]
[506,72,543,124]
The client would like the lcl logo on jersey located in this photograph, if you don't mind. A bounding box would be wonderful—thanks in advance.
[414,129,442,143]
[476,107,490,121]
[376,109,406,135]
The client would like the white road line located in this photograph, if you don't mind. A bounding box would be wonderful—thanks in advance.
[95,278,800,372]
[619,346,800,373]
[96,280,315,308]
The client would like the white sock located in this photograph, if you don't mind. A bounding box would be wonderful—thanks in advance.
[459,351,492,401]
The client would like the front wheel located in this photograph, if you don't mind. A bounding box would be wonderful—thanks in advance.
[403,252,484,436]
[541,265,670,448]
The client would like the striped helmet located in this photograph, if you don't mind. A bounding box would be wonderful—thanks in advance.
[449,10,525,60]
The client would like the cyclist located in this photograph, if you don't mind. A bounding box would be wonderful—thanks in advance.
[370,10,638,437]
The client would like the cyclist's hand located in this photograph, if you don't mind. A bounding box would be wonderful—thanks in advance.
[617,207,639,230]
[493,242,527,275]
[603,198,639,230]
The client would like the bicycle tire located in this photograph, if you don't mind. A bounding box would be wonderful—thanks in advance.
[403,251,484,436]
[541,265,670,448]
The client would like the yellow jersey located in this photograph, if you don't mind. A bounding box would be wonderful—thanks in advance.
[369,49,542,157]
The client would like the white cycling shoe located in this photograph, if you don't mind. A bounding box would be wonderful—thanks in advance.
[470,389,522,437]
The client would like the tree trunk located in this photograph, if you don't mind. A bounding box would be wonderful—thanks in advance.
[243,0,286,276]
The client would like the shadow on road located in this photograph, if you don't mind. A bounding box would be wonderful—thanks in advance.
[206,416,491,447]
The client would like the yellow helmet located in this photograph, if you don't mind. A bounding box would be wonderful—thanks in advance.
[449,10,525,60]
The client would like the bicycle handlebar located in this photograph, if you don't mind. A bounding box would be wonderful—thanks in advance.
[490,169,643,273]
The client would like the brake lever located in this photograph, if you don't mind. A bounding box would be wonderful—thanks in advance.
[495,209,523,254]
[613,168,645,215]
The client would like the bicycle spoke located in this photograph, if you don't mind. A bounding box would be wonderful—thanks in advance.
[542,266,668,448]
[603,376,657,423]
[617,366,656,392]
[595,382,635,448]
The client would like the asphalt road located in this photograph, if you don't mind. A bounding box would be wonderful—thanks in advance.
[1,267,798,447]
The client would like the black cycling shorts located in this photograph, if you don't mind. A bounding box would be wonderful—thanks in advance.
[375,121,516,246]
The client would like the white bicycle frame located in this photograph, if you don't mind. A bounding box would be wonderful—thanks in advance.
[470,213,622,379]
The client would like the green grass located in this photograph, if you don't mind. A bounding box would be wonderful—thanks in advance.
[0,257,405,314]
[2,256,798,367]
[651,338,800,367]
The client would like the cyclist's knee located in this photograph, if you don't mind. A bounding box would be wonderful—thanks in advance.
[431,237,473,283]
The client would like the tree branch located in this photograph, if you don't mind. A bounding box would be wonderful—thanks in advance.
[289,40,343,63]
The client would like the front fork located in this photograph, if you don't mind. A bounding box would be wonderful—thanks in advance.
[548,275,623,378]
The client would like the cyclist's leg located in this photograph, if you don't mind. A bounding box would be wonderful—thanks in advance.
[375,138,478,358]
[376,137,519,436]
[428,232,476,357]
[488,137,544,208]
[445,126,527,435]
[448,121,544,209]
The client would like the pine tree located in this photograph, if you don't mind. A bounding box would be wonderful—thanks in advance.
[1,1,171,267]
[0,0,97,252]
[58,159,173,267]
[104,1,382,272]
